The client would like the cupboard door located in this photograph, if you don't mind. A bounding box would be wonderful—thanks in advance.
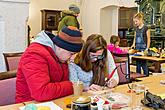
[118,7,137,29]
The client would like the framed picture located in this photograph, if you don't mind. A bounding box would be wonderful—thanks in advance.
[41,10,61,31]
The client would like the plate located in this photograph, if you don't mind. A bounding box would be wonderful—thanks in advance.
[19,101,63,110]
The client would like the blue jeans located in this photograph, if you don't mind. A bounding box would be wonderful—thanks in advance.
[136,60,149,76]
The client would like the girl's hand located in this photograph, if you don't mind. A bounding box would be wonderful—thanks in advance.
[106,78,117,88]
[89,84,102,91]
[130,45,135,49]
[129,49,137,54]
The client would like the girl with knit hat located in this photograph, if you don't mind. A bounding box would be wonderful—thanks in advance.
[57,4,80,33]
[69,34,119,91]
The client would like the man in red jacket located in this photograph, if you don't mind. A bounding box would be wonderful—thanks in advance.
[16,26,83,103]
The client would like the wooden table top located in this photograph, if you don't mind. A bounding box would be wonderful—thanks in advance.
[132,55,165,62]
[0,74,165,110]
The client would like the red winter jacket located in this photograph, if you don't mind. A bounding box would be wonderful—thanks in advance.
[16,43,73,103]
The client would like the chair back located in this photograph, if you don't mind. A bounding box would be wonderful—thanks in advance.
[3,52,23,71]
[112,53,131,84]
[0,78,16,106]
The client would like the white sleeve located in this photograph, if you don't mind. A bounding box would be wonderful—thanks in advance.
[68,63,79,82]
[107,50,119,84]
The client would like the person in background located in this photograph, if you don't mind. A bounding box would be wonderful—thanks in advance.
[69,34,119,91]
[16,26,83,103]
[107,35,128,54]
[57,4,80,33]
[131,12,150,76]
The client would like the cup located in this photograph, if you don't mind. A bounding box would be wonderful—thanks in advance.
[131,84,146,110]
[73,81,84,96]
[71,96,91,110]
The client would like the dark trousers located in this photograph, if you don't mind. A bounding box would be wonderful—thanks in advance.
[136,60,149,76]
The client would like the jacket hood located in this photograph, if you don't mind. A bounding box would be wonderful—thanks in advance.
[61,10,76,18]
[33,31,55,52]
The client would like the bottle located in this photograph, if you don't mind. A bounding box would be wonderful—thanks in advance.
[162,49,165,54]
[161,49,165,58]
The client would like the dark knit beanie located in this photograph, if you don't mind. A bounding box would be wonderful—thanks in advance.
[52,26,83,52]
[69,4,80,14]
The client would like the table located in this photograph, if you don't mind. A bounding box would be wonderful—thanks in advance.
[132,56,165,72]
[0,74,165,110]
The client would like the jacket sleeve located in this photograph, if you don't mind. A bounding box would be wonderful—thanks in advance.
[115,46,128,54]
[107,50,119,84]
[21,52,73,101]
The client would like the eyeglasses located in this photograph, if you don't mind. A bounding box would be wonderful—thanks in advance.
[90,54,104,61]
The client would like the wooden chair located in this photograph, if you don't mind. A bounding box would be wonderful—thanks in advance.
[112,53,131,84]
[112,53,146,84]
[3,52,23,71]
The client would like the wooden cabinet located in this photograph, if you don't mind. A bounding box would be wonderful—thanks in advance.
[118,7,137,29]
[41,9,61,32]
[118,7,137,47]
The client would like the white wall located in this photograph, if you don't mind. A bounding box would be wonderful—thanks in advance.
[0,0,29,52]
[100,6,119,43]
[0,17,5,71]
[81,0,136,42]
[0,0,29,72]
[28,0,76,37]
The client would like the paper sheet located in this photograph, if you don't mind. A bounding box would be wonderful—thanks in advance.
[88,88,112,95]
[157,93,165,99]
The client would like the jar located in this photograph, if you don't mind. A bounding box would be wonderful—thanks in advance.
[71,96,91,110]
